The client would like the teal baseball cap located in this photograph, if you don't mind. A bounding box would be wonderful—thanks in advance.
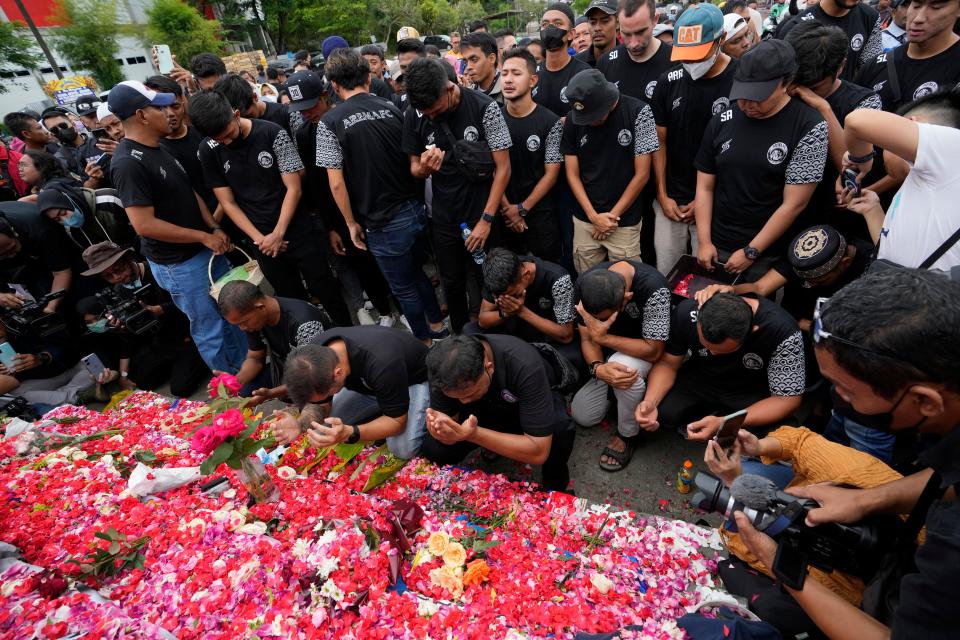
[671,4,725,62]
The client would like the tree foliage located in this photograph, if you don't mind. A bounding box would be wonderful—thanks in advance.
[146,0,225,62]
[51,0,124,90]
[0,22,42,93]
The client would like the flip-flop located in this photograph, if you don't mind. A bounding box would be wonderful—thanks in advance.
[599,441,636,472]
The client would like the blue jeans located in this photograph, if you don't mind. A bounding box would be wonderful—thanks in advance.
[366,201,443,339]
[330,382,429,459]
[148,250,247,373]
[823,410,895,463]
[741,458,795,489]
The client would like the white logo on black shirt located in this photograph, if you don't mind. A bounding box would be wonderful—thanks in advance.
[720,109,733,122]
[532,86,539,97]
[130,149,143,160]
[617,129,632,146]
[580,134,588,147]
[538,296,551,309]
[672,97,682,110]
[159,166,166,180]
[624,301,640,318]
[288,85,303,100]
[501,389,518,403]
[223,161,230,173]
[767,142,789,165]
[560,86,569,103]
[743,353,764,370]
[850,33,864,52]
[914,81,939,99]
[800,13,814,20]
[257,151,274,168]
[873,80,887,91]
[463,126,479,142]
[426,132,435,145]
[721,139,732,154]
[711,97,730,115]
[609,49,618,61]
[668,69,683,82]
[645,81,657,99]
[526,135,541,151]
[206,139,218,148]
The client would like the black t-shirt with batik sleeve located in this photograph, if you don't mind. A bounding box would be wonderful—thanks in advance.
[596,42,676,103]
[532,56,592,119]
[694,99,828,253]
[482,256,575,326]
[316,92,419,230]
[666,297,806,397]
[650,61,737,206]
[246,296,330,362]
[854,40,960,112]
[502,104,563,214]
[560,95,659,226]
[311,325,429,419]
[575,259,671,342]
[110,139,206,264]
[401,87,512,226]
[198,119,308,236]
[778,3,882,82]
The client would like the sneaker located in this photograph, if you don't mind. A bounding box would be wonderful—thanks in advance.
[356,308,376,325]
[398,314,413,333]
[378,313,398,328]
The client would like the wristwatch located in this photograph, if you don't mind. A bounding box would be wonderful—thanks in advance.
[847,150,875,164]
[517,202,527,218]
[744,246,761,261]
[481,212,495,224]
[588,360,603,378]
[346,423,361,444]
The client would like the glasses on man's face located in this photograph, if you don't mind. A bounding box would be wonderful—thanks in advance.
[812,297,896,359]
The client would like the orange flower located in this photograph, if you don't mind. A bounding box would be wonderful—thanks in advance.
[429,565,464,599]
[427,531,449,556]
[463,559,490,586]
[442,541,467,568]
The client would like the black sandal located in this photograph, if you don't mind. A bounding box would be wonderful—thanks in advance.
[598,439,636,472]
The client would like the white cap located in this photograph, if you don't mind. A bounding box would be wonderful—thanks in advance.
[723,13,749,38]
[653,23,674,37]
[96,102,114,122]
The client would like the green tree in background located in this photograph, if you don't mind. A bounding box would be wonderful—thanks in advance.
[0,22,42,93]
[147,0,225,63]
[52,0,124,90]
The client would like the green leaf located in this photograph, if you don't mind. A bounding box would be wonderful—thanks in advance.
[93,532,112,541]
[471,538,502,556]
[226,457,243,470]
[209,440,235,467]
[134,450,158,463]
[239,422,258,440]
[108,541,121,555]
[332,442,365,471]
[106,527,119,540]
[362,453,408,493]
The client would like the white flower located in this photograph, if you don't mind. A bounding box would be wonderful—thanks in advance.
[319,579,345,602]
[292,538,311,559]
[237,521,268,536]
[417,598,440,617]
[316,556,339,580]
[590,573,615,595]
[276,466,296,480]
[226,510,246,531]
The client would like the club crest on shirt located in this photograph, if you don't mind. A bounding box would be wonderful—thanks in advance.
[580,134,588,147]
[539,296,552,309]
[463,126,479,142]
[913,81,939,99]
[526,135,541,151]
[850,33,864,52]
[288,85,303,101]
[624,301,640,318]
[617,129,632,146]
[712,97,730,115]
[426,132,435,146]
[645,81,658,99]
[766,142,788,165]
[223,160,230,173]
[501,389,519,403]
[257,151,274,168]
[721,138,732,154]
[742,353,764,370]
[672,97,682,110]
[794,228,828,259]
[560,86,569,103]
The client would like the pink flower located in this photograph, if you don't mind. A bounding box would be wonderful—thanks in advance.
[208,374,242,398]
[190,426,224,455]
[212,409,246,439]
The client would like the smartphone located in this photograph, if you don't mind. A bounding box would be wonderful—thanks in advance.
[152,44,174,75]
[0,342,18,370]
[81,353,106,379]
[714,409,748,450]
[91,128,109,142]
[842,168,861,197]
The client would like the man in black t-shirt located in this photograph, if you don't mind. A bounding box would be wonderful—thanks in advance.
[694,40,827,282]
[499,48,564,262]
[189,89,351,327]
[215,73,303,137]
[423,335,575,492]
[401,58,512,334]
[316,50,446,343]
[108,80,246,374]
[576,0,620,68]
[636,293,805,440]
[570,260,671,471]
[597,0,675,103]
[218,280,330,405]
[651,3,736,274]
[534,3,593,118]
[560,69,659,274]
[776,0,882,82]
[274,326,430,459]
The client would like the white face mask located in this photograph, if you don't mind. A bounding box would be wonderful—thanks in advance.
[682,46,720,81]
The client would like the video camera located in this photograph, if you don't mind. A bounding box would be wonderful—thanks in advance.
[692,472,901,590]
[94,284,160,335]
[1,290,67,339]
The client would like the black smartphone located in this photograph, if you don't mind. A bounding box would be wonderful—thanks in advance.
[91,128,110,142]
[842,168,861,197]
[714,409,748,450]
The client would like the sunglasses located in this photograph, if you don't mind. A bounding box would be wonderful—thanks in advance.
[813,297,918,367]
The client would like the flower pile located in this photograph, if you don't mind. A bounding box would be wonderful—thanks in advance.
[0,391,724,639]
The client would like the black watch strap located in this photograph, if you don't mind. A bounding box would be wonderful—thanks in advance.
[346,423,361,444]
[481,212,495,224]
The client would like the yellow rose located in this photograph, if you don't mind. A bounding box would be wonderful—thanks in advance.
[427,531,449,556]
[429,565,464,599]
[442,541,467,568]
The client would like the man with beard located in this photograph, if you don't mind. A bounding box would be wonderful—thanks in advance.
[576,0,620,67]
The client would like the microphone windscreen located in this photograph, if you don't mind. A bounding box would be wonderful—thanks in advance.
[731,474,779,510]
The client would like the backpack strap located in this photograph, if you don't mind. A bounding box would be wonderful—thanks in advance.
[886,52,901,106]
[919,225,960,269]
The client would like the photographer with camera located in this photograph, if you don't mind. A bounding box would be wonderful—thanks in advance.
[702,426,901,638]
[76,242,209,398]
[729,268,960,639]
[0,201,74,315]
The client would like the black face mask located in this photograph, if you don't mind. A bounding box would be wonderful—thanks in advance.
[53,125,79,144]
[831,387,927,434]
[540,26,569,51]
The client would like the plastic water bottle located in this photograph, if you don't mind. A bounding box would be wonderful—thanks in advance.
[460,223,486,265]
[676,459,693,494]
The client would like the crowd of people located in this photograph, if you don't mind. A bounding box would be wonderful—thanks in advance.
[1,0,959,637]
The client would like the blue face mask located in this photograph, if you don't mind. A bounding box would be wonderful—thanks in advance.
[122,279,142,290]
[63,208,85,228]
[86,319,108,333]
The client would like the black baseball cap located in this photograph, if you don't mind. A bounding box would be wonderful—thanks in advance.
[729,39,797,102]
[73,94,102,117]
[283,71,328,111]
[566,69,619,125]
[585,0,618,16]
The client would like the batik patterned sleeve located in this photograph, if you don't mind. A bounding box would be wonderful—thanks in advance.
[551,275,575,324]
[768,331,806,396]
[634,103,659,156]
[859,17,884,74]
[544,119,563,165]
[314,120,344,169]
[785,120,828,184]
[856,92,882,111]
[641,287,671,341]
[273,129,304,174]
[482,101,513,151]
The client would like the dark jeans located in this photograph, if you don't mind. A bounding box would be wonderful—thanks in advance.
[658,366,772,438]
[129,340,210,397]
[420,390,575,492]
[366,201,444,339]
[254,229,352,327]
[495,207,562,264]
[327,226,393,316]
[431,219,484,334]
